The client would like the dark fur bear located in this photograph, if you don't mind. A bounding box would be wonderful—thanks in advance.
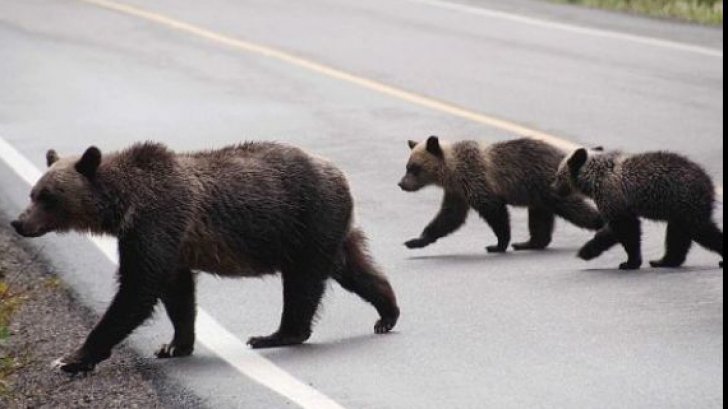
[398,136,604,252]
[553,148,724,270]
[11,142,400,374]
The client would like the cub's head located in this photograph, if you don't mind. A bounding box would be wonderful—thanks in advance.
[398,136,448,192]
[552,148,589,197]
[11,147,103,238]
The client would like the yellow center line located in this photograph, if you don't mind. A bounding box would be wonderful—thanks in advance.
[77,0,576,150]
[77,0,724,198]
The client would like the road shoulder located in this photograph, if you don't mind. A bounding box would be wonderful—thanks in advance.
[0,217,203,409]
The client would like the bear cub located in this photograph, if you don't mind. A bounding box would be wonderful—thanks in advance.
[11,142,400,374]
[398,136,604,252]
[553,148,724,270]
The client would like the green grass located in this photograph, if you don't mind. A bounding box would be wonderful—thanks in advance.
[554,0,724,25]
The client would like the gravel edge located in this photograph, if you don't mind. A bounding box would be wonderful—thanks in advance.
[0,219,204,409]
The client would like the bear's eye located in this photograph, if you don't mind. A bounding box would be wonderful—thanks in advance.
[37,190,58,208]
[407,164,422,177]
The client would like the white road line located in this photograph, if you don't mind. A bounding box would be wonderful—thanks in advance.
[400,0,724,59]
[0,136,348,409]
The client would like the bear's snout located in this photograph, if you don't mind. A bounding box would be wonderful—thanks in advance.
[10,219,47,238]
[10,220,24,235]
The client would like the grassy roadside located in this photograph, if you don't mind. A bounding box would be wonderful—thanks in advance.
[0,251,26,395]
[553,0,724,25]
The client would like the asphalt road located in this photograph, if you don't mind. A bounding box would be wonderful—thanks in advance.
[0,0,723,408]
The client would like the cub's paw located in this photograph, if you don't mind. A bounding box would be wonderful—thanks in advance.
[650,259,684,269]
[155,343,194,359]
[486,245,507,254]
[247,332,310,350]
[619,261,642,271]
[577,243,601,261]
[512,241,549,251]
[405,238,431,249]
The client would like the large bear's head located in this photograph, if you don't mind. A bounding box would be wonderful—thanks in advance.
[11,147,103,238]
[398,136,448,192]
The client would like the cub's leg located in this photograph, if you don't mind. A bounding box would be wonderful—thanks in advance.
[156,269,197,359]
[334,229,400,334]
[553,195,605,231]
[578,226,619,261]
[691,221,724,268]
[476,200,511,253]
[248,268,327,349]
[513,207,554,251]
[610,217,643,270]
[405,192,469,249]
[650,222,692,268]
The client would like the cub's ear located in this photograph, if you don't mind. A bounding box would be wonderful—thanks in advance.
[568,148,588,175]
[426,136,443,158]
[408,140,418,150]
[46,150,60,168]
[75,146,102,179]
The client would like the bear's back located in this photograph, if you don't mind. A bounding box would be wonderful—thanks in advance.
[477,138,566,205]
[621,151,715,220]
[177,143,354,275]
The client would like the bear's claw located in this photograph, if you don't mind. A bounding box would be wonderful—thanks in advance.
[51,357,96,375]
[155,343,194,359]
[405,238,432,249]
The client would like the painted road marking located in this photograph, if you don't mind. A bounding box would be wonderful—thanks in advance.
[0,135,348,409]
[76,0,577,152]
[401,0,724,59]
[74,0,726,197]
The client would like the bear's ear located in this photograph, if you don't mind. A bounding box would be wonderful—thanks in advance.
[46,150,60,168]
[568,148,588,176]
[426,136,443,159]
[75,146,102,179]
[408,140,418,150]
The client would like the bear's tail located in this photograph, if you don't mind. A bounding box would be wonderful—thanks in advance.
[334,228,400,334]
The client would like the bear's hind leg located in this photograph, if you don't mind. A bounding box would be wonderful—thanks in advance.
[334,229,400,334]
[248,269,326,349]
[651,222,692,268]
[611,217,643,270]
[513,207,554,251]
[691,221,724,267]
[156,268,196,359]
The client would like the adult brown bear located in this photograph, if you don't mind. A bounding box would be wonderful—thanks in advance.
[11,142,400,374]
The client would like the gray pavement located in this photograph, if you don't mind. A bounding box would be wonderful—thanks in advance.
[0,0,723,408]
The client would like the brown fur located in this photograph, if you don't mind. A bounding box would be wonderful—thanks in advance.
[399,136,604,252]
[554,148,723,270]
[12,142,400,374]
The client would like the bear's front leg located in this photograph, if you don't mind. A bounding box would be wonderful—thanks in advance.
[477,201,511,253]
[611,217,643,270]
[405,192,469,250]
[156,269,196,359]
[56,230,175,374]
[53,346,111,375]
[578,226,619,261]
